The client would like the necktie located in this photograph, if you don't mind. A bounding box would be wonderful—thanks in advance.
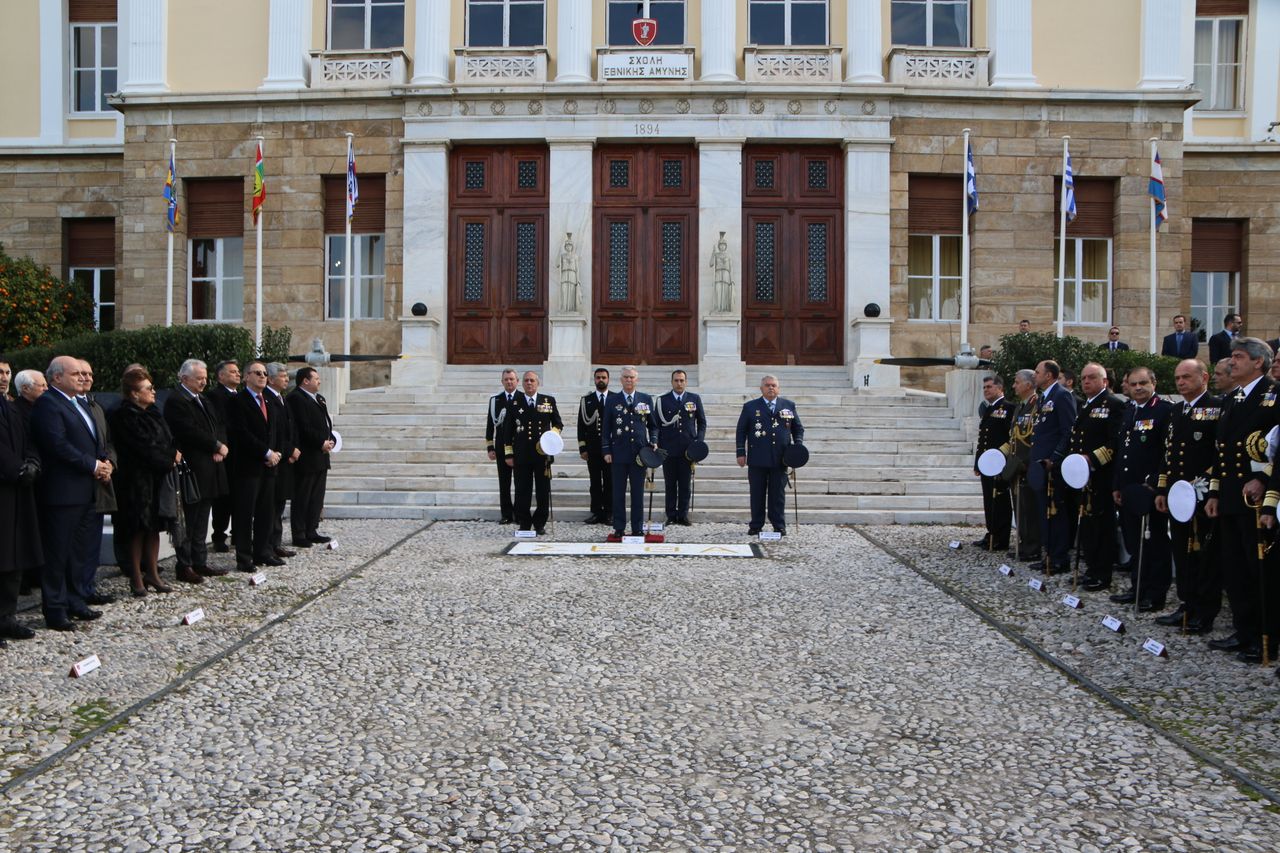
[75,396,97,436]
[598,393,603,406]
[1176,333,1183,348]
[769,400,776,414]
[317,394,326,408]
[256,392,268,420]
[626,394,632,407]
[195,394,205,411]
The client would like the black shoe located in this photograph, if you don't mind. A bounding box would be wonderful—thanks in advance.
[236,563,257,573]
[1137,599,1166,613]
[1081,578,1110,592]
[1109,591,1136,605]
[291,539,314,548]
[213,541,230,553]
[255,556,286,567]
[1236,646,1264,664]
[1184,621,1214,636]
[774,528,787,536]
[195,565,229,577]
[1154,606,1187,626]
[677,518,692,526]
[971,537,991,548]
[500,517,515,525]
[274,548,296,558]
[70,608,102,621]
[584,514,599,524]
[666,517,679,525]
[0,621,36,640]
[86,592,116,606]
[747,527,762,536]
[1022,555,1043,565]
[309,534,332,544]
[46,620,77,632]
[1208,634,1243,652]
[535,527,546,536]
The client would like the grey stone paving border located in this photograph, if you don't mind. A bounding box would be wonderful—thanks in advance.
[0,521,430,797]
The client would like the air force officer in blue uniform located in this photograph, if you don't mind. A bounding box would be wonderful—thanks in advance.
[654,369,707,526]
[736,375,804,535]
[602,366,656,538]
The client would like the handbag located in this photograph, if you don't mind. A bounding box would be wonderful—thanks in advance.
[176,460,202,505]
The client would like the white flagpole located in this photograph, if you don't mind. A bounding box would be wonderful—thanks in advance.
[344,132,353,364]
[166,137,176,328]
[1148,137,1158,354]
[255,135,264,354]
[1056,136,1070,339]
[961,128,971,353]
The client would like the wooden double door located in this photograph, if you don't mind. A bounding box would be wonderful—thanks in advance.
[448,146,549,363]
[592,145,698,364]
[742,146,844,365]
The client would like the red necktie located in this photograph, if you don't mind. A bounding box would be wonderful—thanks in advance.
[257,392,268,420]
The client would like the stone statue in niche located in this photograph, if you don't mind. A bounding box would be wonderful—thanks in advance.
[557,232,580,314]
[711,231,734,314]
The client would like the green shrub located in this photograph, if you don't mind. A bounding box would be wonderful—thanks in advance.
[0,242,96,350]
[2,324,291,390]
[991,331,1178,393]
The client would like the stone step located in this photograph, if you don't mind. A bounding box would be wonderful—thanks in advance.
[328,475,980,496]
[322,505,986,525]
[326,488,979,511]
[329,450,978,467]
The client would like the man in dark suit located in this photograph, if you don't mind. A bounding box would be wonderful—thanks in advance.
[1208,313,1242,366]
[265,363,299,560]
[576,368,612,524]
[602,366,656,540]
[286,366,336,547]
[485,369,519,524]
[1104,326,1129,352]
[30,356,112,630]
[1,389,42,642]
[76,360,117,606]
[163,358,230,583]
[225,361,283,572]
[1208,337,1280,663]
[1029,360,1078,574]
[1161,314,1199,359]
[205,360,241,552]
[1068,363,1127,591]
[655,369,707,527]
[736,374,805,536]
[973,375,1015,551]
[501,370,563,535]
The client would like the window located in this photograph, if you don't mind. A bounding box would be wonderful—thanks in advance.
[1052,239,1111,325]
[186,179,245,322]
[69,0,118,114]
[749,0,828,46]
[329,0,405,50]
[906,175,962,321]
[891,0,969,47]
[324,174,387,319]
[467,0,545,47]
[1194,15,1244,111]
[1191,219,1244,340]
[65,218,115,330]
[607,1,685,46]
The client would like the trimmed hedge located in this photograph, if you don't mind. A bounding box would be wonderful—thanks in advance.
[991,332,1179,393]
[1,324,291,390]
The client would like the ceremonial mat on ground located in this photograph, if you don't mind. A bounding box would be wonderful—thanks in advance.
[504,542,762,557]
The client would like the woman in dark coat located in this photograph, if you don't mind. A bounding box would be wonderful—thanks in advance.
[109,368,181,596]
[0,394,43,640]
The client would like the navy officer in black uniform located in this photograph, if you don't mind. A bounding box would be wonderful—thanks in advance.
[973,374,1015,551]
[1029,360,1077,573]
[602,365,656,540]
[736,374,804,536]
[485,368,519,524]
[1069,362,1127,591]
[501,370,562,535]
[654,369,707,526]
[576,367,612,524]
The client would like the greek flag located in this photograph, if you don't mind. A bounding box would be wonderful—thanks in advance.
[345,143,359,222]
[1149,148,1168,228]
[965,140,979,215]
[1063,152,1078,223]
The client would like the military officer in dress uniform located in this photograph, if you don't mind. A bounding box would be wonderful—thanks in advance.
[1068,363,1127,591]
[973,375,1015,551]
[655,369,707,526]
[501,371,562,535]
[602,366,656,540]
[736,375,804,536]
[1207,337,1280,663]
[1000,370,1041,561]
[486,368,519,524]
[1029,360,1078,573]
[1153,359,1222,633]
[1110,367,1175,611]
[576,368,612,524]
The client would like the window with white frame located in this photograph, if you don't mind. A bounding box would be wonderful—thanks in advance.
[607,0,685,46]
[329,0,405,50]
[70,268,116,331]
[467,0,545,47]
[749,0,828,46]
[326,235,386,319]
[1193,16,1244,111]
[891,0,969,47]
[1053,239,1111,325]
[1191,272,1239,341]
[189,238,245,322]
[70,23,117,113]
[907,234,961,321]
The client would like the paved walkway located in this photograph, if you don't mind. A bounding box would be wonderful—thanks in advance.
[3,522,1278,851]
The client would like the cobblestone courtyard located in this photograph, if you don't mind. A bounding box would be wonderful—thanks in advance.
[3,521,1279,851]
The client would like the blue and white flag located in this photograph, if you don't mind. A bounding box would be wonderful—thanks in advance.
[965,140,979,216]
[1063,152,1078,223]
[1149,148,1168,228]
[345,142,359,222]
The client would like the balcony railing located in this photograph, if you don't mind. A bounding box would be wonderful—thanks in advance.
[744,47,842,84]
[455,48,548,84]
[887,46,990,87]
[310,49,409,89]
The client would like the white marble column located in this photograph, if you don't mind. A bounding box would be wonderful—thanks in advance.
[393,143,448,387]
[845,142,898,390]
[261,0,312,90]
[1138,0,1188,88]
[555,0,592,82]
[1249,0,1280,141]
[845,0,884,83]
[37,0,63,144]
[120,0,168,94]
[411,0,451,85]
[987,0,1037,88]
[697,140,746,390]
[543,141,594,394]
[700,0,737,81]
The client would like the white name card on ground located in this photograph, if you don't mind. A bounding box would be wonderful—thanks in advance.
[514,530,537,539]
[249,572,267,586]
[1061,594,1083,609]
[1027,578,1044,592]
[69,655,101,678]
[948,540,962,550]
[507,542,759,558]
[622,535,646,545]
[181,608,205,626]
[998,564,1014,577]
[760,532,783,542]
[1142,638,1169,658]
[326,540,340,550]
[1102,615,1126,634]
[645,521,665,533]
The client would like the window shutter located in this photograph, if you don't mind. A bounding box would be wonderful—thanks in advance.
[324,174,386,234]
[907,175,962,234]
[69,0,118,22]
[1196,0,1248,16]
[186,179,244,238]
[1052,177,1114,239]
[1192,220,1244,271]
[66,219,115,266]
